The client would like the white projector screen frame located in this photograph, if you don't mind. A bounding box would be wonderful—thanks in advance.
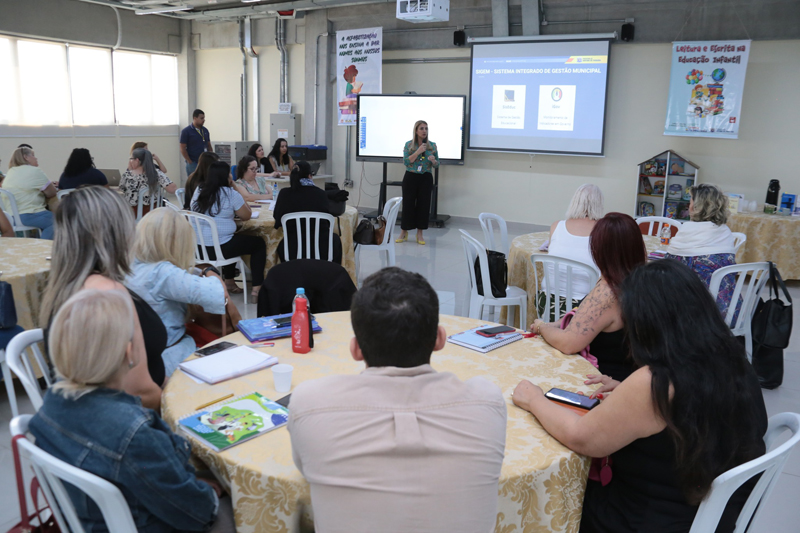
[468,37,613,157]
[356,94,466,164]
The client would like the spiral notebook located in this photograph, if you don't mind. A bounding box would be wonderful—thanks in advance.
[178,346,278,384]
[178,392,289,452]
[447,326,523,353]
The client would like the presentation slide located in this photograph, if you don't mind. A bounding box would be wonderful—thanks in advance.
[468,40,612,156]
[357,95,466,162]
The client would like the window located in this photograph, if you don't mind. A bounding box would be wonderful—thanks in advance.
[0,35,178,127]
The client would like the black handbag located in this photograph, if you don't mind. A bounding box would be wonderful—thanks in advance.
[751,262,793,389]
[0,281,18,329]
[474,251,507,298]
[353,219,375,245]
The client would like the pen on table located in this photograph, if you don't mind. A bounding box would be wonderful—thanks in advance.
[246,342,275,348]
[195,393,234,411]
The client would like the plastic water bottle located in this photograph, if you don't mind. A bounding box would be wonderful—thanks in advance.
[272,183,279,202]
[291,287,310,313]
[292,289,310,354]
[660,224,671,246]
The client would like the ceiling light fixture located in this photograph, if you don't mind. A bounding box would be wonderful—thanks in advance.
[135,5,193,15]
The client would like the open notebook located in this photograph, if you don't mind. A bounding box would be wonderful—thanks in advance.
[179,346,278,384]
[447,326,523,354]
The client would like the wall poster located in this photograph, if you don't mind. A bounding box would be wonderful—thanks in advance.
[336,27,382,126]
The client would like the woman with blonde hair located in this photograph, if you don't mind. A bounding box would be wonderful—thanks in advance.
[126,207,228,376]
[2,146,57,239]
[39,186,164,409]
[29,289,233,533]
[397,120,439,245]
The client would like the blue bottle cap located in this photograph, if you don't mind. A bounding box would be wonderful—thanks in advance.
[296,288,305,295]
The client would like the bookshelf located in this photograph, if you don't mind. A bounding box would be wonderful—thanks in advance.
[635,150,699,221]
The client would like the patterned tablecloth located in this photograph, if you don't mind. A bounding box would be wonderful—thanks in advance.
[238,204,359,286]
[728,212,800,280]
[504,232,662,330]
[161,311,599,533]
[0,238,52,330]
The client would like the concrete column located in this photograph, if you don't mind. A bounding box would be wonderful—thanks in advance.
[177,19,197,184]
[303,10,332,151]
[491,0,509,37]
[521,0,541,36]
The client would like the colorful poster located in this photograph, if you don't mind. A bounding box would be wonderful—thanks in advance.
[664,40,751,139]
[336,27,382,126]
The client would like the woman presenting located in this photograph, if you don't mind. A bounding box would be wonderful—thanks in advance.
[397,120,439,245]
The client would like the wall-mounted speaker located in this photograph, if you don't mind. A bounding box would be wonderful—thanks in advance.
[454,30,466,47]
[621,23,634,42]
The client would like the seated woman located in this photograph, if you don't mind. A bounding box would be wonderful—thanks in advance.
[1,147,57,239]
[532,213,646,382]
[120,148,177,215]
[513,259,768,533]
[127,208,228,377]
[542,184,604,319]
[184,151,219,210]
[666,183,738,316]
[130,141,168,174]
[29,289,234,533]
[267,138,296,177]
[191,161,266,300]
[39,186,164,410]
[273,161,342,265]
[58,148,108,190]
[235,155,274,202]
[247,143,281,177]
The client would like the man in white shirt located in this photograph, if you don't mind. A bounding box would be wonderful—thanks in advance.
[288,267,507,533]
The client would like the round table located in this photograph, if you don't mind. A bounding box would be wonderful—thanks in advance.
[239,205,359,286]
[728,212,800,280]
[504,231,662,330]
[162,312,599,533]
[0,238,52,330]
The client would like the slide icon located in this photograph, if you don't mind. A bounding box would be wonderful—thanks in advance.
[537,85,576,131]
[492,85,526,129]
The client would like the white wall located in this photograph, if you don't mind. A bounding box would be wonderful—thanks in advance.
[333,41,800,225]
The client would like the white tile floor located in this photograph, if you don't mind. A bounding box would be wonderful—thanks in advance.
[1,216,798,531]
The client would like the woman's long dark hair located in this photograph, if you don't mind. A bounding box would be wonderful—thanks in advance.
[237,155,257,181]
[268,138,290,167]
[620,260,766,504]
[130,148,159,194]
[193,161,231,216]
[247,143,262,159]
[63,148,94,177]
[590,212,647,294]
[289,161,312,190]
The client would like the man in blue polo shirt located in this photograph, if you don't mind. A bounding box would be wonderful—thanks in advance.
[179,109,212,176]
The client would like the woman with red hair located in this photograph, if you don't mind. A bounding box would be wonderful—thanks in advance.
[532,212,646,382]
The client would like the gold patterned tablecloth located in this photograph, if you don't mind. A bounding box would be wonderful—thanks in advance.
[239,205,359,286]
[161,312,599,533]
[728,212,800,280]
[504,232,662,330]
[0,238,52,330]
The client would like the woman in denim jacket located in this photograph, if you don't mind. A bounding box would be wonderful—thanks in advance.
[126,208,229,377]
[29,289,234,533]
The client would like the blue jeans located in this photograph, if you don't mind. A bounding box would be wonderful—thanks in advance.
[19,210,54,239]
[186,161,198,176]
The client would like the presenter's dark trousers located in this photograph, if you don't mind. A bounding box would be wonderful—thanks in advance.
[401,171,433,231]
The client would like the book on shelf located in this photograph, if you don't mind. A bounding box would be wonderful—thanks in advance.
[179,346,278,384]
[237,313,322,343]
[447,326,523,353]
[178,392,289,452]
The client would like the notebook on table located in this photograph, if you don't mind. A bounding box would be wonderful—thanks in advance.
[447,326,523,353]
[178,346,278,384]
[178,392,289,452]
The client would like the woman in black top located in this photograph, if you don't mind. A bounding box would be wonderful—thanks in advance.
[273,161,342,264]
[247,143,281,177]
[58,148,108,190]
[39,186,165,409]
[514,260,768,533]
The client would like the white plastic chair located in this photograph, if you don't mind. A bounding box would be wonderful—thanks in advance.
[708,262,770,361]
[10,415,138,533]
[182,211,249,305]
[689,412,800,533]
[5,328,52,412]
[460,230,527,328]
[175,188,186,207]
[281,211,335,262]
[531,253,600,323]
[135,187,163,222]
[732,232,747,253]
[356,197,402,278]
[0,189,41,237]
[56,189,75,200]
[162,199,181,212]
[478,212,510,257]
[1,326,25,418]
[636,216,682,237]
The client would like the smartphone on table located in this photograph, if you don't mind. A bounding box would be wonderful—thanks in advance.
[275,394,291,408]
[545,388,600,412]
[195,341,237,357]
[476,325,516,338]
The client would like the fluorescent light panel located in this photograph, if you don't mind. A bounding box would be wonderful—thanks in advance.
[135,5,193,15]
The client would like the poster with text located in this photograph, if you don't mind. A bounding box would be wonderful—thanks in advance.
[664,40,751,139]
[337,27,382,126]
